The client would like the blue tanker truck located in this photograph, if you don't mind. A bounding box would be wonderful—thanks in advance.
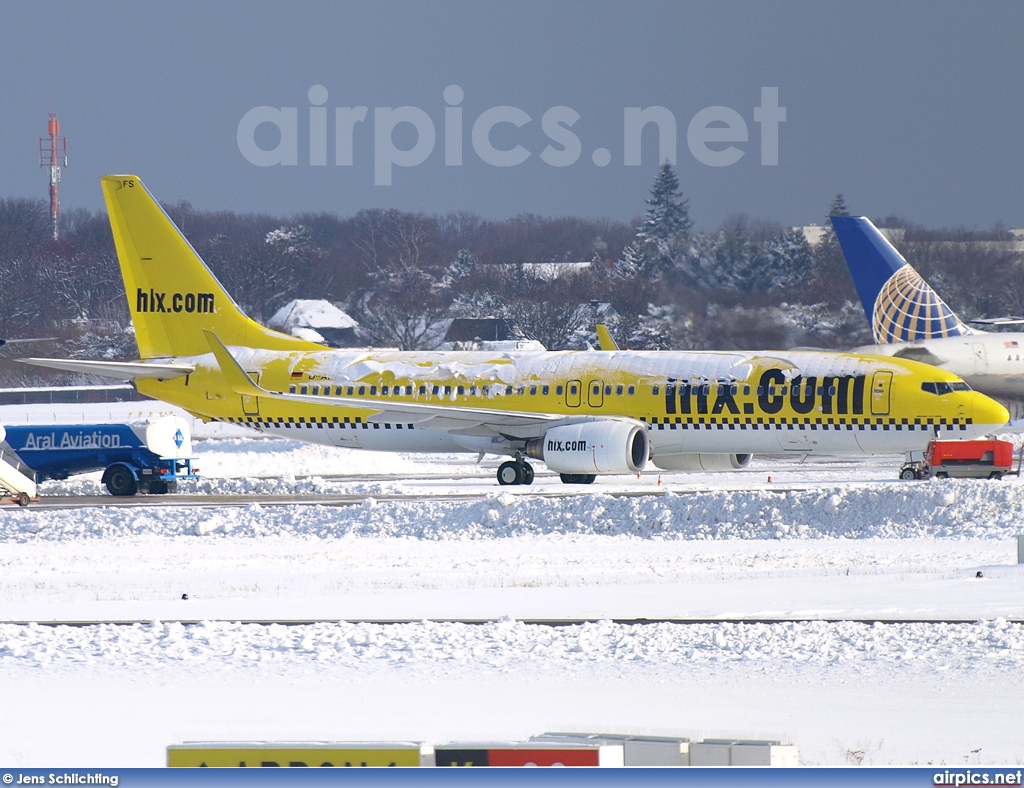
[0,415,200,498]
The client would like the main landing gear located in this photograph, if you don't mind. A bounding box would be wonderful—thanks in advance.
[497,454,535,486]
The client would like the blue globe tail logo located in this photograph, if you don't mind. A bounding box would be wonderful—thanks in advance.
[871,265,972,344]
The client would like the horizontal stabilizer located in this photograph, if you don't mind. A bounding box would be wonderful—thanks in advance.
[16,357,194,381]
[204,330,262,396]
[0,337,57,347]
[967,316,1024,327]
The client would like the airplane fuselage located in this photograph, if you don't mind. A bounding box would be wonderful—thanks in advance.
[856,333,1024,400]
[137,346,999,462]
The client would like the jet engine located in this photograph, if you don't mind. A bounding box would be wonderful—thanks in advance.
[651,453,753,472]
[526,421,649,475]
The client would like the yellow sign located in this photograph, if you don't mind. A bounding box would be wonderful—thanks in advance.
[167,743,424,767]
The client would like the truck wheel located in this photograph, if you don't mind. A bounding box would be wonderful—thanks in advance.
[104,465,138,497]
[17,492,29,507]
[148,480,169,495]
[900,468,918,481]
[935,472,948,479]
[989,472,1003,480]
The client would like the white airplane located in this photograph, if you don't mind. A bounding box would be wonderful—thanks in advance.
[832,215,1024,401]
[16,177,1010,486]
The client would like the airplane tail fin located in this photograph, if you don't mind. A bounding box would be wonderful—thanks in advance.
[830,215,972,344]
[101,175,320,358]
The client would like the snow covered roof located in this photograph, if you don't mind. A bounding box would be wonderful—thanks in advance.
[267,300,358,332]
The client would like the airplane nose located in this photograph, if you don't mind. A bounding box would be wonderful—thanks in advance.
[971,392,1009,428]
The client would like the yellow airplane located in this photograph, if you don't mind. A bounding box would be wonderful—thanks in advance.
[21,176,1010,485]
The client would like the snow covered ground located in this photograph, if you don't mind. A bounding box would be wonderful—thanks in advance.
[1,401,1023,767]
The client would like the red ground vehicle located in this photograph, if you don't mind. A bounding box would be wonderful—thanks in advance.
[900,439,1020,481]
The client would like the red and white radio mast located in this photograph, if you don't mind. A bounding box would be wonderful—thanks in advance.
[39,105,68,241]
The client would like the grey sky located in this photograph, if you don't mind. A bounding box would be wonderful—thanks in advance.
[2,0,1022,230]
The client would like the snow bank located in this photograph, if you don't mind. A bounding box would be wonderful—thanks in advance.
[4,479,1024,542]
[1,618,1021,672]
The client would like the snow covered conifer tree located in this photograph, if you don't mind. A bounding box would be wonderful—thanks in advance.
[828,193,849,219]
[636,163,693,276]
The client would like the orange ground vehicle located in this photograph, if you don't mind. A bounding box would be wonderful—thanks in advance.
[900,439,1020,480]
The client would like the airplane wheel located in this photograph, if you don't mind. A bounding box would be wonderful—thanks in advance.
[105,464,138,497]
[559,473,596,485]
[583,474,596,484]
[521,463,535,485]
[900,468,918,481]
[497,461,522,486]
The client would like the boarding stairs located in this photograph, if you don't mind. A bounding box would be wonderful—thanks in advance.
[0,426,38,502]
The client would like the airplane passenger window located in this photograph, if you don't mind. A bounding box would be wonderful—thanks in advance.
[358,386,366,395]
[518,386,526,395]
[568,384,576,395]
[301,386,308,395]
[482,385,490,395]
[470,386,478,395]
[432,386,440,395]
[457,386,465,395]
[289,385,296,394]
[506,386,514,395]
[628,385,635,395]
[370,386,377,395]
[530,386,537,395]
[605,385,612,395]
[347,386,354,395]
[335,387,342,395]
[381,386,389,394]
[616,385,623,395]
[444,386,452,395]
[652,385,659,395]
[542,386,550,395]
[419,385,426,395]
[744,386,751,396]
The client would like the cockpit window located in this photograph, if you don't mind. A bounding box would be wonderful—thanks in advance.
[921,381,971,395]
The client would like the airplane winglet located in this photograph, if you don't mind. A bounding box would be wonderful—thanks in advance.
[204,330,264,397]
[596,324,620,351]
